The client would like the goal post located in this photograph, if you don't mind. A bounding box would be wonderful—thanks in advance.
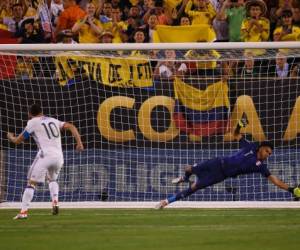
[1,42,300,208]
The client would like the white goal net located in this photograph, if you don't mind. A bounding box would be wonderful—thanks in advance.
[1,43,300,205]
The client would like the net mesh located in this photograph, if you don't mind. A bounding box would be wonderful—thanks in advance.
[1,47,300,202]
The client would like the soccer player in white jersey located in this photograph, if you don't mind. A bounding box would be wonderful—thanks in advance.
[7,103,84,219]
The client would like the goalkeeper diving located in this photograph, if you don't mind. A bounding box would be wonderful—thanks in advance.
[156,118,300,209]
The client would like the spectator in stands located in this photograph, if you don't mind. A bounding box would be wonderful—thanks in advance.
[130,29,148,56]
[153,49,187,80]
[93,2,115,37]
[217,0,246,42]
[292,2,300,27]
[0,1,13,19]
[95,0,104,17]
[111,7,128,42]
[50,0,64,27]
[184,48,221,76]
[100,1,113,19]
[241,0,270,43]
[128,5,141,21]
[125,15,141,42]
[125,4,143,39]
[21,0,38,18]
[0,3,25,37]
[212,0,229,41]
[218,56,235,81]
[180,15,191,26]
[142,0,155,16]
[133,28,146,43]
[56,29,77,43]
[71,2,103,43]
[153,1,172,25]
[99,30,114,43]
[140,14,158,42]
[184,0,216,25]
[143,0,172,25]
[111,0,122,9]
[273,9,300,41]
[113,0,132,18]
[275,0,295,20]
[19,18,46,44]
[56,0,85,36]
[16,17,49,77]
[267,0,280,40]
[268,52,298,78]
[238,51,261,77]
[112,6,124,24]
[168,0,190,25]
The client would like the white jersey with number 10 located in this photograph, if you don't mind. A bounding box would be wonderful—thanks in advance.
[24,116,65,158]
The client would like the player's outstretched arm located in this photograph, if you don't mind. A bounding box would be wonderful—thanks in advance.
[7,132,26,145]
[268,175,289,191]
[268,175,300,198]
[62,122,84,151]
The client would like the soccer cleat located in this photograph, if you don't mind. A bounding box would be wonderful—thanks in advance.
[172,176,185,184]
[52,201,59,215]
[155,199,169,209]
[13,211,28,220]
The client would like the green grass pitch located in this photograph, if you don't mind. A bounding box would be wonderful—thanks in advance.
[0,209,300,250]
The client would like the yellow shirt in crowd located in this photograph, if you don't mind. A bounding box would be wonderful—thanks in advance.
[24,7,37,17]
[185,1,216,25]
[185,49,220,69]
[76,19,103,43]
[112,21,128,43]
[164,0,182,13]
[273,26,300,41]
[0,8,12,19]
[129,0,140,6]
[0,5,36,18]
[241,17,270,42]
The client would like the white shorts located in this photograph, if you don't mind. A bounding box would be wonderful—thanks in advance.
[27,154,64,183]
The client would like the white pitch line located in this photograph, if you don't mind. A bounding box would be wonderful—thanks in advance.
[0,224,300,232]
[92,213,300,217]
[1,212,300,217]
[2,201,300,209]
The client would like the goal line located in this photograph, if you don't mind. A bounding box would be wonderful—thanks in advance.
[1,202,300,209]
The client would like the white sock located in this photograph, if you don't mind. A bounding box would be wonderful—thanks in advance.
[49,181,59,203]
[21,186,35,213]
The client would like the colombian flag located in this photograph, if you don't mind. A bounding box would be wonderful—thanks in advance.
[173,77,229,136]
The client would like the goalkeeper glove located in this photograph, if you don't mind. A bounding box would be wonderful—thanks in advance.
[238,116,248,128]
[288,185,300,198]
[234,115,248,135]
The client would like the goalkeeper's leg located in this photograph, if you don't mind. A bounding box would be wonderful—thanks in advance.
[155,182,199,209]
[172,165,193,184]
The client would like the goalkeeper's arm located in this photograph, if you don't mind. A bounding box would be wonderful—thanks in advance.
[268,175,300,198]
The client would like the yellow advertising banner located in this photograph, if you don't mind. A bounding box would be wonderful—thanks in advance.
[55,54,153,88]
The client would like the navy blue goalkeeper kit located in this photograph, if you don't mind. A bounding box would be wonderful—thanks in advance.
[191,138,271,189]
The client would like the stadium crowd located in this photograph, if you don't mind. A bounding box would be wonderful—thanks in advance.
[1,0,300,79]
[1,0,300,44]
